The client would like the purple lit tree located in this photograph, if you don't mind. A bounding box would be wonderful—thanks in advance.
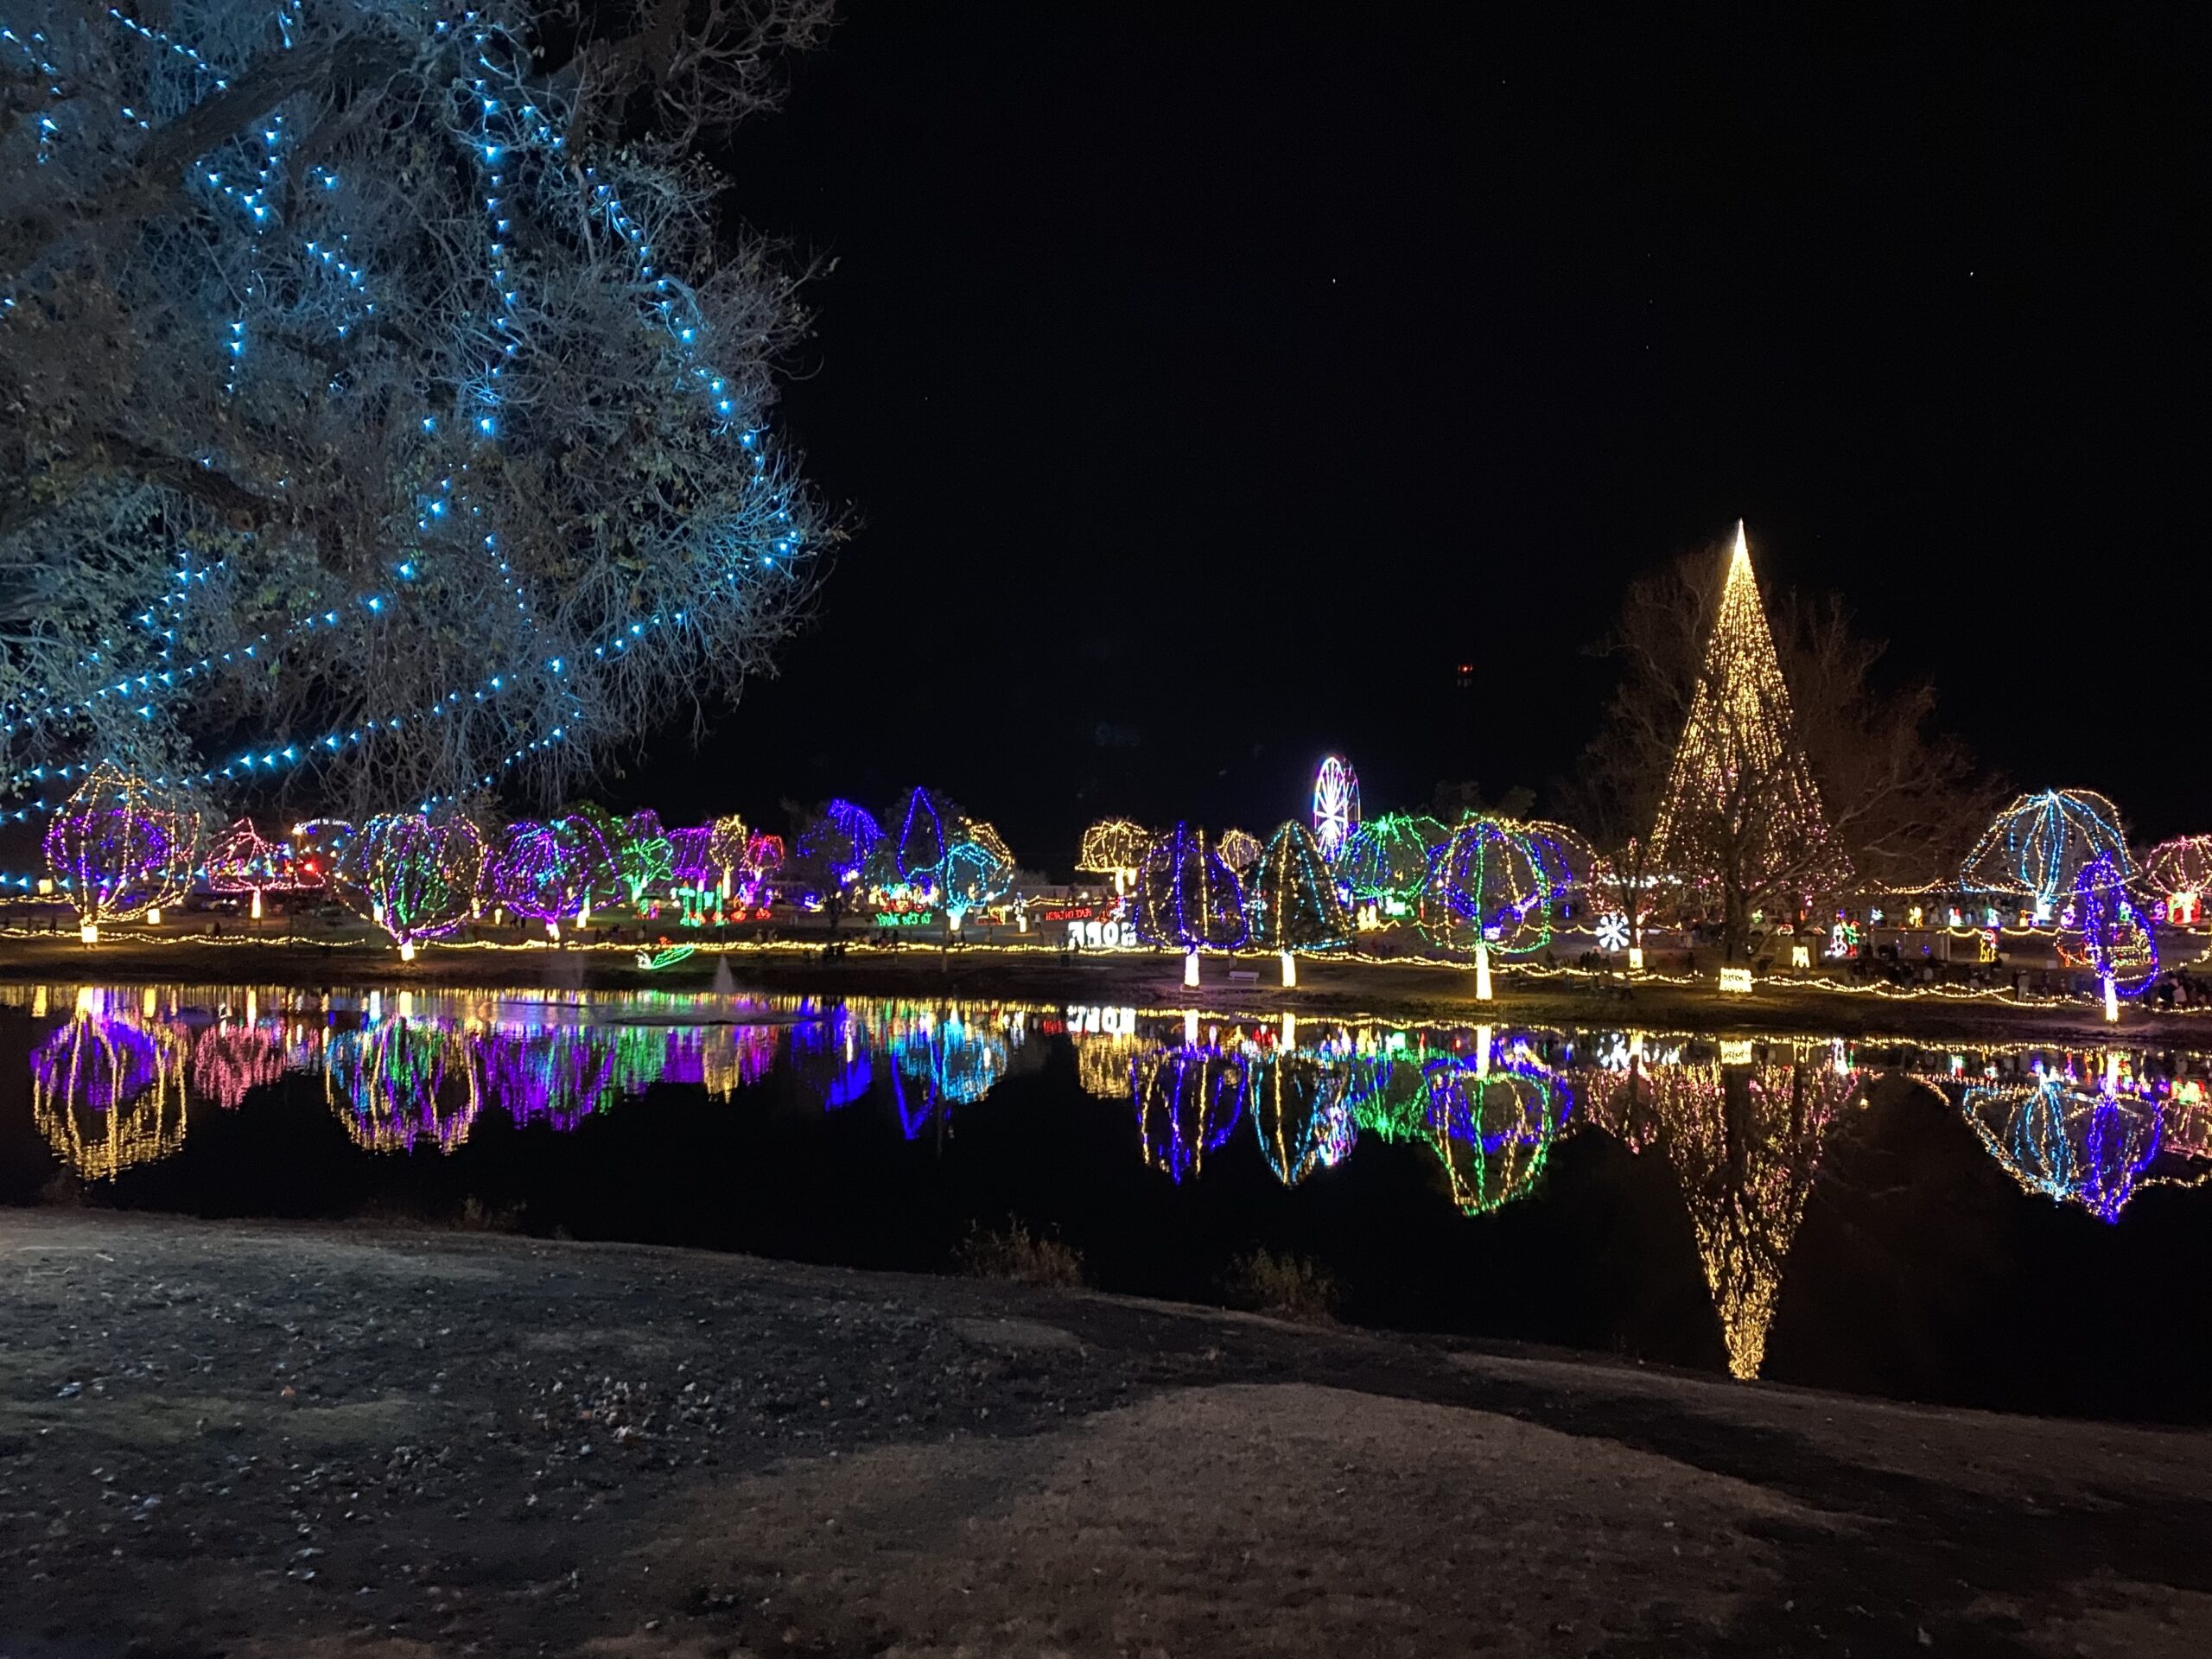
[42,762,197,941]
[488,815,621,938]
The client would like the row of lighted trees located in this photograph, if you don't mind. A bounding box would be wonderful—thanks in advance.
[1076,804,1588,992]
[40,766,1019,957]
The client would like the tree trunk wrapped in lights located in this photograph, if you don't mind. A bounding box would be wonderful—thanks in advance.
[1135,823,1248,986]
[1248,820,1351,985]
[1644,524,1851,963]
[42,762,198,941]
[2071,850,2158,1020]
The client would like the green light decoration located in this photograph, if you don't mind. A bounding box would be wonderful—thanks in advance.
[1421,815,1556,1000]
[1338,812,1447,907]
[345,813,486,957]
[1250,1052,1356,1186]
[1344,1052,1433,1143]
[1422,1048,1569,1217]
[1248,820,1351,984]
[636,944,698,970]
[613,808,675,907]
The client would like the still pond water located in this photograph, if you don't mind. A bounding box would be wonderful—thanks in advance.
[5,982,2210,1422]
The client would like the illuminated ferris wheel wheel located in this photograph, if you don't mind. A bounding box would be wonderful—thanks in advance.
[1312,755,1361,862]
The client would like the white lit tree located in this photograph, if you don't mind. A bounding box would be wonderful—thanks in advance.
[0,0,836,814]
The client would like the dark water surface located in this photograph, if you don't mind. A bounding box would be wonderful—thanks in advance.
[6,982,2209,1422]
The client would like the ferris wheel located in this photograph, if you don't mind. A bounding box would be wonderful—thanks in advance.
[1312,756,1361,861]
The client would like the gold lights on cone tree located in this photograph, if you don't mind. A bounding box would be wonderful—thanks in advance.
[1647,523,1847,962]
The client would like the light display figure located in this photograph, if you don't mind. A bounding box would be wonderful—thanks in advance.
[30,993,190,1179]
[1135,824,1248,986]
[42,762,197,941]
[1645,523,1847,964]
[1312,756,1361,862]
[206,818,296,918]
[345,813,486,957]
[1248,820,1351,984]
[1961,789,2132,914]
[1076,818,1149,893]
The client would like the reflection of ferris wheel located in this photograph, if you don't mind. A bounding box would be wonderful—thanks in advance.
[1312,756,1361,861]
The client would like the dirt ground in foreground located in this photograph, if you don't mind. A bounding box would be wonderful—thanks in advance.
[2,1211,2209,1658]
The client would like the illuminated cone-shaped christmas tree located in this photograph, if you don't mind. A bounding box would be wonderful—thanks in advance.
[1248,820,1351,984]
[1647,523,1846,964]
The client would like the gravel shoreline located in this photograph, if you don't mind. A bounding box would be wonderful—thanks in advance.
[2,1209,2209,1656]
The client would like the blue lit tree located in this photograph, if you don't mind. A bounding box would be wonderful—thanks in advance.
[0,0,836,814]
[1135,823,1246,986]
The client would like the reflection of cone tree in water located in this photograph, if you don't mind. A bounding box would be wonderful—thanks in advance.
[31,1000,190,1179]
[1250,1052,1356,1186]
[1586,1055,1860,1380]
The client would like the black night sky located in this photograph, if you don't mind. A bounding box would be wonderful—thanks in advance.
[627,5,2199,868]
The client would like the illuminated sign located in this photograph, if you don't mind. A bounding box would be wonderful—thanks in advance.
[1066,919,1135,950]
[1718,967,1753,994]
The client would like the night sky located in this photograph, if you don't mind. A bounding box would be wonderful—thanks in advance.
[626,5,2199,868]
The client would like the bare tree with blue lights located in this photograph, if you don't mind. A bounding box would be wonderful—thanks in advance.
[0,0,837,815]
